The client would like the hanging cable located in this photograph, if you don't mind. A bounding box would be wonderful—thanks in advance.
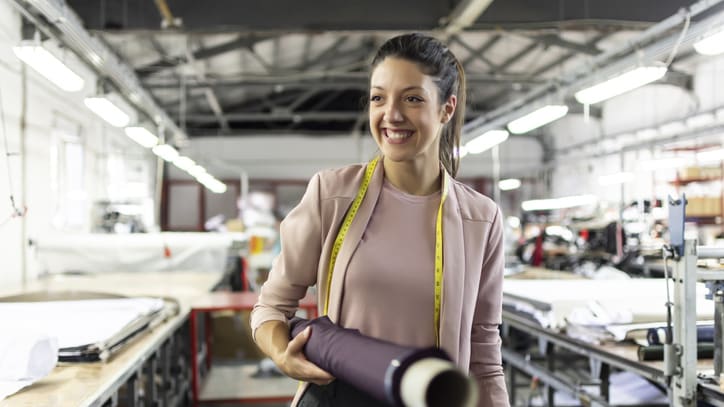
[664,12,691,67]
[0,87,27,227]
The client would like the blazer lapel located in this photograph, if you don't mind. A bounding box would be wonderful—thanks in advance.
[327,160,385,322]
[440,171,465,363]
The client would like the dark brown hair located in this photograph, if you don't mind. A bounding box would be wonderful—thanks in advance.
[370,33,466,177]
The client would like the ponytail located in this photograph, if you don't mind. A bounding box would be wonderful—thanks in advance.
[439,59,465,178]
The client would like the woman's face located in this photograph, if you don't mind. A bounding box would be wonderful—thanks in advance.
[369,57,456,167]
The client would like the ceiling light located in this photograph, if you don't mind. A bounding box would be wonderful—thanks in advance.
[151,144,179,162]
[498,178,521,191]
[507,105,568,134]
[639,157,691,171]
[693,27,724,55]
[84,96,131,127]
[574,65,668,105]
[697,148,724,163]
[172,156,196,171]
[521,194,597,211]
[685,113,715,129]
[187,164,207,178]
[636,128,658,140]
[12,42,84,92]
[598,172,634,186]
[465,130,509,154]
[203,179,227,194]
[658,121,686,136]
[124,127,158,148]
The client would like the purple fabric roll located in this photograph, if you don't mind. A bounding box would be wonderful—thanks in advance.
[289,316,451,406]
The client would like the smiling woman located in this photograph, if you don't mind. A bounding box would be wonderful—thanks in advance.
[251,33,509,407]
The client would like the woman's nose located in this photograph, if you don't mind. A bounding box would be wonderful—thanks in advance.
[384,102,404,122]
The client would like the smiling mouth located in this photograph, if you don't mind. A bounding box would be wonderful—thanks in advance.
[384,129,414,142]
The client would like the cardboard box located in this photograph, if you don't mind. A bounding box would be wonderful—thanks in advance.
[211,310,266,361]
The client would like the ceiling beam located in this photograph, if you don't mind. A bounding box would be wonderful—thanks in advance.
[534,33,602,55]
[439,0,495,35]
[181,109,486,124]
[454,34,501,70]
[142,72,544,89]
[136,34,274,77]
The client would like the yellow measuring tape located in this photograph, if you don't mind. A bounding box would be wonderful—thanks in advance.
[323,156,449,347]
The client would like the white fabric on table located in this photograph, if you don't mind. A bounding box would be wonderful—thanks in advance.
[0,333,58,401]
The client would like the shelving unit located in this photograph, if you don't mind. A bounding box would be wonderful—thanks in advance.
[667,160,724,225]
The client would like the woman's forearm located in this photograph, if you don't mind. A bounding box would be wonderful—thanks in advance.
[255,320,290,364]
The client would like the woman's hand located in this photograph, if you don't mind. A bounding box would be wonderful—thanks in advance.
[273,326,334,385]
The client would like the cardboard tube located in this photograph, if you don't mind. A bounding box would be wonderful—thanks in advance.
[400,357,477,407]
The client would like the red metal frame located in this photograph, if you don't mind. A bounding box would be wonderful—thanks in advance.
[189,291,318,405]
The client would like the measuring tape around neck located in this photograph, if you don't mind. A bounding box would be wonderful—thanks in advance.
[323,156,449,347]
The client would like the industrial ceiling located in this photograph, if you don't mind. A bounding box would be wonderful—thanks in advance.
[11,0,717,143]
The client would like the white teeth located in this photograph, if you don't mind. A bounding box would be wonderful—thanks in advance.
[386,130,412,140]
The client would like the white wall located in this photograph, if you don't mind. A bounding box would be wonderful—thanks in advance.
[0,3,156,286]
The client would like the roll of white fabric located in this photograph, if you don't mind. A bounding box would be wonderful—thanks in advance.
[0,332,59,401]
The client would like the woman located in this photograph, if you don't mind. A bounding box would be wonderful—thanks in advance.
[251,33,509,406]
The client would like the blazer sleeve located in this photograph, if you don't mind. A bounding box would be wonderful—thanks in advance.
[470,207,510,407]
[250,173,323,341]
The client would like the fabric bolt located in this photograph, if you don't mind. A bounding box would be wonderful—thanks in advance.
[299,380,387,407]
[289,316,454,406]
[251,161,508,407]
[340,179,439,347]
[646,325,715,345]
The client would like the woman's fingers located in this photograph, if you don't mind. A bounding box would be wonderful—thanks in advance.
[286,326,334,385]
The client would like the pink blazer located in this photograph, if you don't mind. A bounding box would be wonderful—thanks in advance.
[251,161,509,406]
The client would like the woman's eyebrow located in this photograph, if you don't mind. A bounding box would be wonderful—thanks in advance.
[370,85,426,92]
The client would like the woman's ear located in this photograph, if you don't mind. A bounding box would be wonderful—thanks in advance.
[441,95,457,124]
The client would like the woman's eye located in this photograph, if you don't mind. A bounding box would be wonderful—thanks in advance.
[370,95,382,102]
[406,96,423,103]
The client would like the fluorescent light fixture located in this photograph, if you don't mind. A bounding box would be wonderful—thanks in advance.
[686,113,715,129]
[124,127,158,148]
[639,157,691,171]
[521,194,597,211]
[84,97,131,127]
[12,42,84,92]
[195,172,215,184]
[151,144,179,162]
[465,130,509,153]
[636,128,658,140]
[172,156,196,171]
[658,121,686,136]
[204,179,227,194]
[574,65,668,105]
[598,172,634,186]
[694,27,724,55]
[697,148,724,163]
[498,178,521,191]
[187,164,207,178]
[507,105,568,134]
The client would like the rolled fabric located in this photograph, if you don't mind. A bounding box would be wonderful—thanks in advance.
[637,343,714,361]
[289,316,477,407]
[646,325,714,345]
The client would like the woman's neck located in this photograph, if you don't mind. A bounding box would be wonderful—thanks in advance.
[382,157,441,196]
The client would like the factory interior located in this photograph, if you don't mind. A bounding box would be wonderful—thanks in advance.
[2,0,724,406]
